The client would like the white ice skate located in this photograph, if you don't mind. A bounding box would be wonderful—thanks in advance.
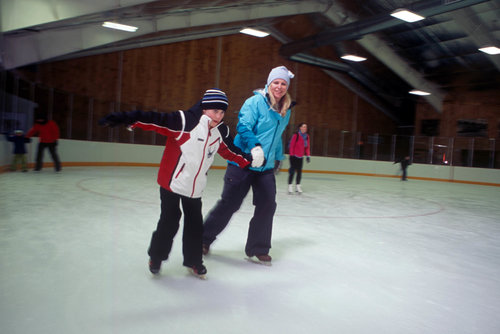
[288,184,294,194]
[296,184,303,194]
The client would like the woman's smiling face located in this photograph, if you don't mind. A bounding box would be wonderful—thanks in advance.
[269,78,288,101]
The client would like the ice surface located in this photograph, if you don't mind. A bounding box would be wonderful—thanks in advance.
[1,167,499,334]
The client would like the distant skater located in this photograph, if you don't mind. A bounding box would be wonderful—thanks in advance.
[26,114,61,172]
[287,123,310,194]
[5,130,31,172]
[395,156,411,181]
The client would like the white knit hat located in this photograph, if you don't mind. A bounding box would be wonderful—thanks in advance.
[267,66,295,86]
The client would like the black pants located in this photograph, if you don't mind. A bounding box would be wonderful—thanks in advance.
[288,156,304,184]
[203,164,277,257]
[35,142,61,171]
[148,187,203,267]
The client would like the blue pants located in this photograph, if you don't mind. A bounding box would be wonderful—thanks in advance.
[203,164,277,257]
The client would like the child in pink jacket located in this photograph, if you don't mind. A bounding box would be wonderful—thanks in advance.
[288,123,310,194]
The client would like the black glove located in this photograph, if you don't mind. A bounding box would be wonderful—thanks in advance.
[306,156,310,163]
[98,112,133,127]
[274,160,282,175]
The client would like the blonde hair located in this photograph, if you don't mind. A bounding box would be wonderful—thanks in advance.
[267,87,292,117]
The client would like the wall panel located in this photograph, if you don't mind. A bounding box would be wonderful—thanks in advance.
[16,33,398,142]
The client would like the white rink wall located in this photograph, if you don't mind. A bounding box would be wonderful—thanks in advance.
[1,138,499,186]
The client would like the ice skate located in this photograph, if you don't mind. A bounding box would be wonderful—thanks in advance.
[246,254,272,266]
[296,184,303,194]
[186,264,207,280]
[202,244,210,255]
[288,184,294,194]
[149,258,161,275]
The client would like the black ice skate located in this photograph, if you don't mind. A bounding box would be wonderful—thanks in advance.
[149,258,161,275]
[186,264,207,280]
[202,244,210,255]
[246,254,272,266]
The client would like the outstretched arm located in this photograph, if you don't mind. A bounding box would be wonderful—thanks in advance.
[99,110,185,136]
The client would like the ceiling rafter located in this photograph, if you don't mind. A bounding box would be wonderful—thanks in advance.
[278,0,492,113]
[1,1,329,70]
[0,0,157,33]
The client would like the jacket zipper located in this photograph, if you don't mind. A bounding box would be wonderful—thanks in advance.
[175,163,185,179]
[262,117,280,171]
[191,122,210,197]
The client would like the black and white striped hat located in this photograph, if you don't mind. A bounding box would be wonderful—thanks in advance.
[201,88,228,111]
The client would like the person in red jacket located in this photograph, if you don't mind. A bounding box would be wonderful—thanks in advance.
[288,123,310,194]
[99,88,264,279]
[26,114,61,172]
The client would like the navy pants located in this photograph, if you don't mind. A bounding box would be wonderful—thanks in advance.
[148,187,203,267]
[203,164,277,257]
[35,142,61,171]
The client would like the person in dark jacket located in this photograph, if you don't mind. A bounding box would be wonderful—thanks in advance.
[26,114,61,172]
[5,130,31,172]
[99,88,264,279]
[394,156,411,181]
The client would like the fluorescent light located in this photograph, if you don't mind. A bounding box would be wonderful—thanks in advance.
[240,28,269,38]
[341,54,367,62]
[478,46,500,55]
[390,9,425,23]
[102,22,138,32]
[409,89,431,96]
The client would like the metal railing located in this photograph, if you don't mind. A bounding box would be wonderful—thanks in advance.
[1,72,498,168]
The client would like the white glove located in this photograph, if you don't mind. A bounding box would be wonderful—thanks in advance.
[250,145,265,168]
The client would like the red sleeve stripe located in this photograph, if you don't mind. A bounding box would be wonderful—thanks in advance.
[218,141,250,168]
[131,122,182,137]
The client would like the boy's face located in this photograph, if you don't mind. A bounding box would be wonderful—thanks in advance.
[203,109,225,128]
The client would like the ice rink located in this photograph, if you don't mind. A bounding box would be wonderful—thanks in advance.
[1,166,500,334]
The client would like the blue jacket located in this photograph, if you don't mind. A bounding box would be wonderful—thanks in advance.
[6,134,31,154]
[230,88,292,172]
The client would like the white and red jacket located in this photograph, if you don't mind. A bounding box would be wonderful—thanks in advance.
[128,104,250,198]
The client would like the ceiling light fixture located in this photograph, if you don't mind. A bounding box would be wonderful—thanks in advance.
[340,54,367,62]
[102,22,138,32]
[240,28,269,38]
[478,46,500,55]
[390,9,425,23]
[409,89,431,96]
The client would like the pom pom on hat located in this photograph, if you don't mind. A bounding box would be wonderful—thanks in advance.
[201,88,228,111]
[267,66,295,87]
